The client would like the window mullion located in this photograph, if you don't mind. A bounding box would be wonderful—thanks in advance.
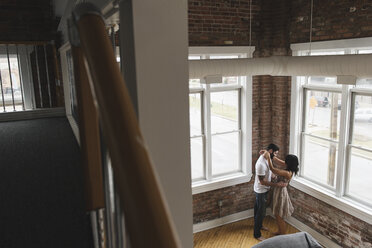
[204,84,212,180]
[238,88,242,172]
[299,87,308,178]
[241,75,251,175]
[335,84,351,197]
[290,76,303,156]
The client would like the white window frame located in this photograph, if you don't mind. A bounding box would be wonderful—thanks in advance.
[290,37,372,224]
[0,45,35,111]
[345,91,372,206]
[59,42,80,143]
[300,86,343,191]
[189,46,254,194]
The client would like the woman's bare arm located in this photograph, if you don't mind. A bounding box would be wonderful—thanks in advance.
[259,149,285,168]
[264,152,292,180]
[273,156,286,168]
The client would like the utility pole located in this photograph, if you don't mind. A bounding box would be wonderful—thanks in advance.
[328,94,338,186]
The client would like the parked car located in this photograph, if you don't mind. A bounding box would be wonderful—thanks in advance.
[354,108,372,122]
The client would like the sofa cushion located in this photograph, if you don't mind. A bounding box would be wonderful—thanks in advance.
[251,232,322,248]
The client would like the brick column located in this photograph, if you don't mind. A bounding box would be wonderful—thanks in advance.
[252,0,292,166]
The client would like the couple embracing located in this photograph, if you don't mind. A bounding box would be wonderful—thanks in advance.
[253,144,299,241]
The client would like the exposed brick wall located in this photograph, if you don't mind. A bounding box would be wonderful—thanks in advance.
[193,182,255,223]
[251,75,291,171]
[0,0,56,41]
[288,187,372,248]
[252,0,292,171]
[188,0,260,46]
[254,0,291,55]
[290,0,372,43]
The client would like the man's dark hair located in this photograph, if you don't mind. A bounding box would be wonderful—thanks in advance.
[266,143,279,152]
[285,154,299,175]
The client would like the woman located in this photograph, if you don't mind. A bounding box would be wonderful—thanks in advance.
[263,151,299,235]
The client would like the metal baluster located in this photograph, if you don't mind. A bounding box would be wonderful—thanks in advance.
[91,212,100,248]
[0,57,5,112]
[6,45,16,111]
[99,209,106,248]
[34,45,43,108]
[110,23,131,248]
[43,44,52,107]
[115,22,131,248]
[114,192,124,248]
[111,26,115,51]
[16,45,25,110]
[116,24,129,248]
[118,24,122,72]
[25,45,36,110]
[102,150,115,248]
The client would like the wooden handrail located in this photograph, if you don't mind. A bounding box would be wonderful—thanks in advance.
[71,4,181,248]
[71,44,105,211]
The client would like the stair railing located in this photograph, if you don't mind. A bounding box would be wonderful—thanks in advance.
[68,3,181,248]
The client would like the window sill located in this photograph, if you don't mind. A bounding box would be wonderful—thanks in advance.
[192,173,252,195]
[291,177,372,224]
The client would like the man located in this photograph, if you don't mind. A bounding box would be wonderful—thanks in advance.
[253,143,287,240]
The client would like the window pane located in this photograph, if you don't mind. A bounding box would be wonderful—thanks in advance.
[351,95,372,150]
[347,147,372,205]
[305,90,341,140]
[310,51,344,56]
[355,78,372,89]
[189,78,201,89]
[211,132,240,176]
[191,137,204,180]
[308,76,338,86]
[9,56,22,103]
[0,54,23,111]
[211,91,239,133]
[302,135,338,187]
[210,55,239,59]
[189,93,202,137]
[189,55,201,60]
[297,50,344,56]
[357,49,372,54]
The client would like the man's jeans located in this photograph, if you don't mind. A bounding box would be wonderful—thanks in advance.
[254,191,268,238]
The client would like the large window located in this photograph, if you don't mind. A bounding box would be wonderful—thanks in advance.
[291,39,372,221]
[301,86,341,188]
[347,93,372,205]
[0,50,24,112]
[189,47,253,193]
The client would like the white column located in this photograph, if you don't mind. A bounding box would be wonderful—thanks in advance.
[119,1,193,247]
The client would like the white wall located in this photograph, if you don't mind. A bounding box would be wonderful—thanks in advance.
[119,0,193,247]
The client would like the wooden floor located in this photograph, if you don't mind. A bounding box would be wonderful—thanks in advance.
[194,216,299,248]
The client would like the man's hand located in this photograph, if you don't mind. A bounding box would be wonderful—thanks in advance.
[277,182,288,187]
